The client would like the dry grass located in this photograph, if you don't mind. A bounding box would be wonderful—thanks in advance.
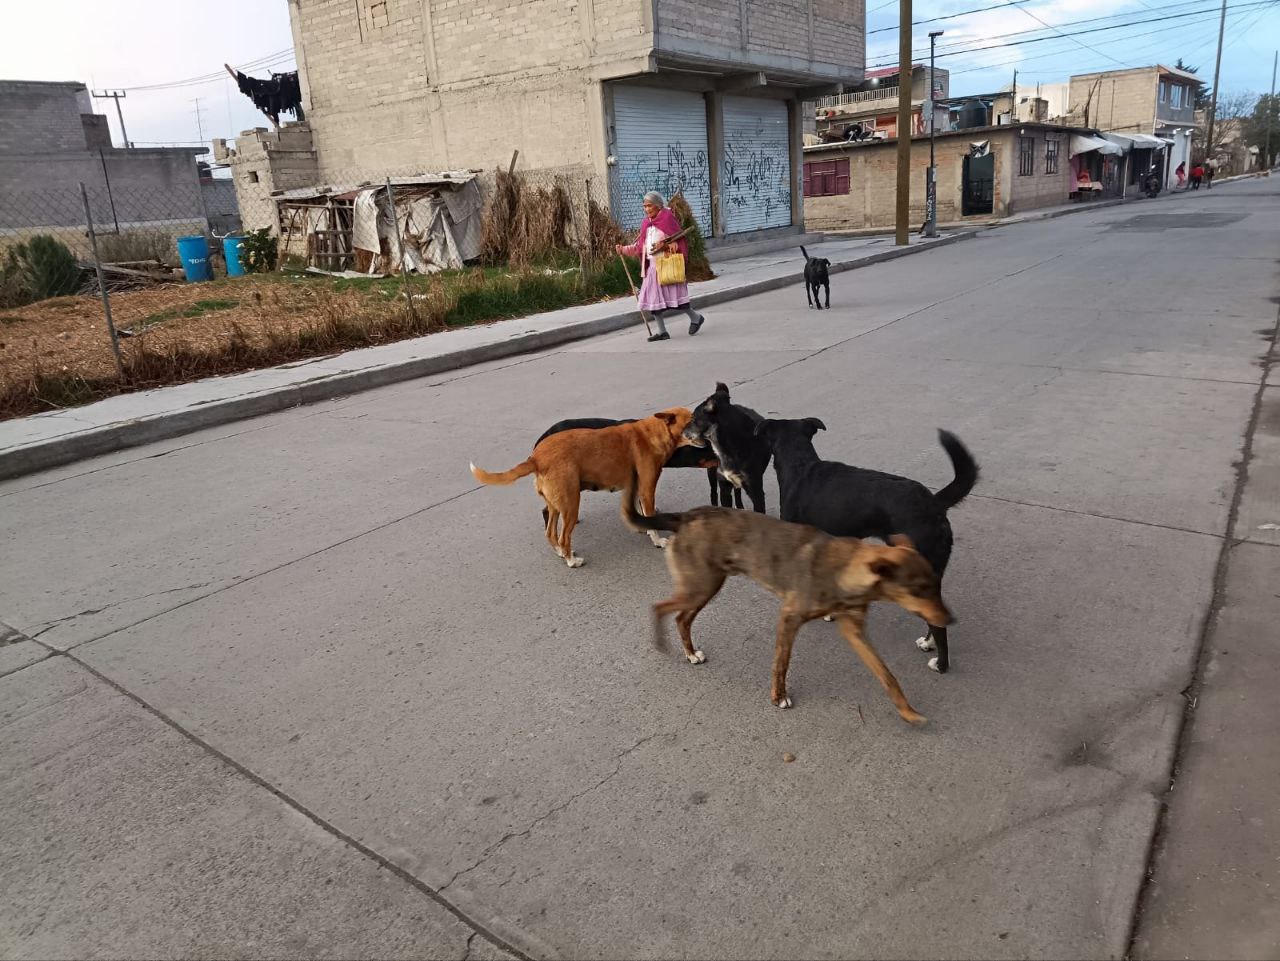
[0,259,634,420]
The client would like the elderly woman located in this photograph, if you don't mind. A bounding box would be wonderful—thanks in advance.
[615,191,706,343]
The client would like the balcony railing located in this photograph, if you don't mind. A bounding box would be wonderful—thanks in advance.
[815,85,901,109]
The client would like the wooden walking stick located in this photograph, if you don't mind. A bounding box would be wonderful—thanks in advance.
[617,253,651,336]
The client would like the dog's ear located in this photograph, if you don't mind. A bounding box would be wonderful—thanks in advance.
[654,411,678,425]
[869,554,900,580]
[803,417,827,437]
[715,381,730,397]
[889,533,915,550]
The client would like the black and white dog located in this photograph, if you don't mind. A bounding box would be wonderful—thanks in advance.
[683,383,772,514]
[801,245,831,310]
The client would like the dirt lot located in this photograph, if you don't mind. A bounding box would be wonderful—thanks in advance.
[1,277,399,382]
[0,263,631,420]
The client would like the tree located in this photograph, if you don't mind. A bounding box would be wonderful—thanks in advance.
[1175,58,1211,109]
[1245,93,1280,169]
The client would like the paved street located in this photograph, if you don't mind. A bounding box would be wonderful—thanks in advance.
[3,179,1277,960]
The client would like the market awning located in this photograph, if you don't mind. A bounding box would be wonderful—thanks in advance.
[1127,133,1169,149]
[1070,134,1123,157]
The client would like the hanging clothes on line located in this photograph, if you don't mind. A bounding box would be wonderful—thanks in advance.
[225,64,304,127]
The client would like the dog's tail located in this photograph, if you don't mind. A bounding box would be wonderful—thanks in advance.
[800,244,811,262]
[620,472,686,533]
[933,430,979,510]
[470,458,535,486]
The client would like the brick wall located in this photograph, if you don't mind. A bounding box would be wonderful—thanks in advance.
[0,150,205,231]
[1070,68,1158,134]
[1006,129,1073,214]
[801,131,1026,230]
[214,124,319,233]
[290,0,603,181]
[0,81,94,154]
[656,0,862,75]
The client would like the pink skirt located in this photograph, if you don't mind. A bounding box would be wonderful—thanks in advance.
[637,261,689,311]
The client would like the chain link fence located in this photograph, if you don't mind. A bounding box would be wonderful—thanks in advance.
[0,164,717,421]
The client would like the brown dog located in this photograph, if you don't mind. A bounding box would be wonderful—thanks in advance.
[471,408,694,568]
[623,494,952,724]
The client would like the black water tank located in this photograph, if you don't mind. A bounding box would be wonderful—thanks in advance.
[957,99,987,129]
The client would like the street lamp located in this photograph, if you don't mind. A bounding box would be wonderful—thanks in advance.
[924,30,944,238]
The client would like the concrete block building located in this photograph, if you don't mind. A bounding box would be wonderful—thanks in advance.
[280,0,864,239]
[0,80,208,243]
[802,122,1092,230]
[1067,65,1198,177]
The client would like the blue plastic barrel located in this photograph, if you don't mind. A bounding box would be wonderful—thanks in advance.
[222,235,246,277]
[176,235,212,282]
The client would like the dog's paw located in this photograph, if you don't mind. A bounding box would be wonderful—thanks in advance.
[565,555,584,568]
[902,710,928,726]
[915,634,936,652]
[686,650,706,664]
[648,532,669,548]
[773,694,793,709]
[928,656,948,674]
[822,614,834,623]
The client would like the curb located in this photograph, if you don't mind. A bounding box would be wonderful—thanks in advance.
[0,230,976,482]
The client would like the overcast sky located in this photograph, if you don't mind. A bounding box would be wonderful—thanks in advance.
[4,0,1278,154]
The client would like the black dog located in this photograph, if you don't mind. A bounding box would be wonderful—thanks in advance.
[684,383,771,514]
[756,418,978,673]
[801,245,831,310]
[535,418,739,521]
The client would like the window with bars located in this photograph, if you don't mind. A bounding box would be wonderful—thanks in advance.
[1044,138,1059,174]
[803,158,851,196]
[1019,136,1035,176]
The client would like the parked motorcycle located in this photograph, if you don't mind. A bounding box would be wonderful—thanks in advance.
[1143,169,1162,199]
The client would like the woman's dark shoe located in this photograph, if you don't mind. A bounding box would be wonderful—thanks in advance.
[688,314,705,336]
[647,331,671,342]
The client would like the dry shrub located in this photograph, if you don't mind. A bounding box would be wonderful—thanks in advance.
[588,198,628,256]
[667,192,715,282]
[480,169,572,266]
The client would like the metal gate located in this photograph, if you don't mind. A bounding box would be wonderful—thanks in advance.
[610,86,712,232]
[721,96,792,233]
[962,153,994,215]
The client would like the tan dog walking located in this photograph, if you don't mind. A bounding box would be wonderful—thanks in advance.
[622,490,952,724]
[471,408,694,567]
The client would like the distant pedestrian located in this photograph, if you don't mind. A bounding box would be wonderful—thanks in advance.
[1191,163,1204,189]
[1175,161,1186,188]
[1204,162,1215,189]
[616,191,705,343]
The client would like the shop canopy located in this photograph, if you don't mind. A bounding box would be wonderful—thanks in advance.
[1070,134,1124,157]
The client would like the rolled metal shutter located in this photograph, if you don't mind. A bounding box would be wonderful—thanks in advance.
[722,96,792,233]
[610,86,712,232]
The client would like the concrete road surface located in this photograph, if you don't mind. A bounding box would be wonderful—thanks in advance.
[3,178,1277,960]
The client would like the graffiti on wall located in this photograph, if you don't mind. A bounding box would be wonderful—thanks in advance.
[611,142,712,231]
[722,119,791,232]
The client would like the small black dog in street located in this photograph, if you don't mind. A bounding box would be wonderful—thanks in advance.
[801,245,831,310]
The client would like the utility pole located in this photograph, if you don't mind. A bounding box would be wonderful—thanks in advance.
[1204,0,1227,187]
[91,89,129,148]
[924,30,943,238]
[1011,69,1017,122]
[1266,50,1278,171]
[894,0,912,246]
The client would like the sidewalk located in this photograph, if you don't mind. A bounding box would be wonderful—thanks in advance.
[0,230,973,481]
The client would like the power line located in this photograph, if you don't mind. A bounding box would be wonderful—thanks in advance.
[871,0,1246,60]
[1007,0,1132,67]
[866,0,1276,66]
[867,0,1210,36]
[118,49,294,92]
